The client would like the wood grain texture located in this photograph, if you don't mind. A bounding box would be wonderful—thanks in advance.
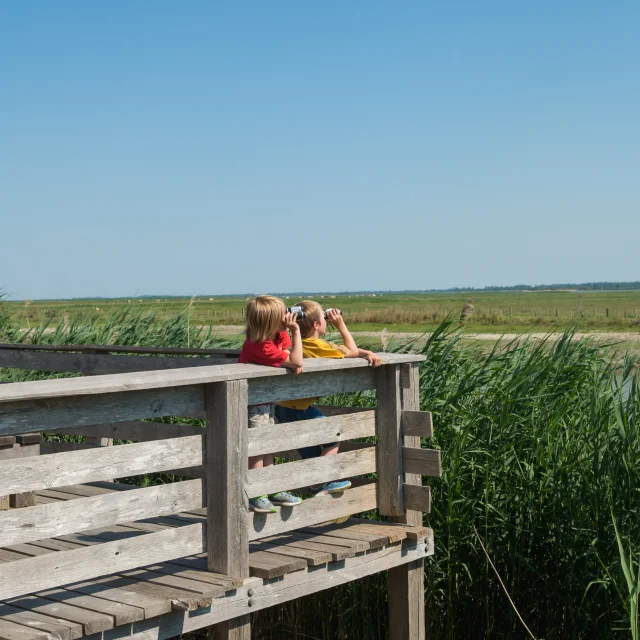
[0,436,204,495]
[247,411,374,456]
[401,410,433,438]
[247,446,376,498]
[0,353,423,405]
[402,448,442,477]
[388,559,426,640]
[122,540,431,640]
[0,524,204,601]
[53,421,203,441]
[403,484,431,513]
[0,480,203,547]
[375,364,404,516]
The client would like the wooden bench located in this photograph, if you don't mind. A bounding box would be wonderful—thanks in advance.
[0,350,439,639]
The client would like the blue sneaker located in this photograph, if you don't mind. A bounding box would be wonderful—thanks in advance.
[269,491,302,507]
[311,480,352,495]
[250,496,277,513]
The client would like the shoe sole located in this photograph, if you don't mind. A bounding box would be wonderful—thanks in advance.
[319,485,352,495]
[250,506,277,513]
[270,501,302,507]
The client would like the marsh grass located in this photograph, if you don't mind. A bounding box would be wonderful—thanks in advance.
[1,300,639,638]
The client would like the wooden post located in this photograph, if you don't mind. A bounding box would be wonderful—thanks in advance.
[606,308,609,317]
[1,437,39,508]
[388,363,425,640]
[205,379,250,640]
[376,364,403,516]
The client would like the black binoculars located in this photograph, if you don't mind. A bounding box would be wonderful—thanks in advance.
[286,306,342,321]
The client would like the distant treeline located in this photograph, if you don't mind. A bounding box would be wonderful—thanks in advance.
[442,281,640,292]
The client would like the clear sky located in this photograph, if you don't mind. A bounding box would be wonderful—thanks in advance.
[1,1,639,299]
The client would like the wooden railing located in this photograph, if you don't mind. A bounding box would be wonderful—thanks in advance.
[0,352,438,639]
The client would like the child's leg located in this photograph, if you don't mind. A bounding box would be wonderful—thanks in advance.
[247,405,278,512]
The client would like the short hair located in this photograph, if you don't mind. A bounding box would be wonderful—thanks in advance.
[295,300,323,338]
[245,295,285,343]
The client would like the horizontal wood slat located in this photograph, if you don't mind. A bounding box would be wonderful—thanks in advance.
[247,411,375,457]
[0,524,204,601]
[402,448,442,477]
[0,353,423,405]
[403,484,431,513]
[247,447,377,498]
[0,436,204,495]
[246,480,378,540]
[52,421,203,441]
[0,350,232,375]
[401,411,433,438]
[0,480,203,547]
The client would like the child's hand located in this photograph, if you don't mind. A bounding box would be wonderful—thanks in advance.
[364,351,382,367]
[326,308,345,327]
[282,311,300,332]
[291,366,303,375]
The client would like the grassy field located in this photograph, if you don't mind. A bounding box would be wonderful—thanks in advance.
[6,289,640,334]
[1,307,639,639]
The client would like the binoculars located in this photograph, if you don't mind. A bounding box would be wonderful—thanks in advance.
[286,306,342,320]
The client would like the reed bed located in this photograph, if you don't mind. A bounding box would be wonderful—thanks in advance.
[1,304,639,639]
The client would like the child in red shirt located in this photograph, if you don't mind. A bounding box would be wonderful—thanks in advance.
[238,295,304,513]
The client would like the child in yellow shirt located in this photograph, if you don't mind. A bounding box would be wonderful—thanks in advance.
[275,300,381,494]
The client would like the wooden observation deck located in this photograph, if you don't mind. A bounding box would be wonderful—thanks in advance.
[0,344,439,639]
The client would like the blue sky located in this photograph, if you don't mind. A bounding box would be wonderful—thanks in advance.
[1,1,638,299]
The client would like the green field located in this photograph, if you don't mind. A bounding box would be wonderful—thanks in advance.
[7,289,640,334]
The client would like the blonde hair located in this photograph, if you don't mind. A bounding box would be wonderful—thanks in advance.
[245,295,285,343]
[295,300,324,338]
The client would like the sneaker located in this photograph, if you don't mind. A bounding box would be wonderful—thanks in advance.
[269,491,302,507]
[249,495,277,513]
[310,480,352,496]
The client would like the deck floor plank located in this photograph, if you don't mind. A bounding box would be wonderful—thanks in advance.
[0,617,52,640]
[0,603,82,640]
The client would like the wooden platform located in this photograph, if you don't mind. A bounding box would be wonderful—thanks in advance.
[0,482,433,640]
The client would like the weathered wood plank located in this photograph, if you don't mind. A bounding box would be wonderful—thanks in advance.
[249,366,376,405]
[0,480,203,547]
[0,386,204,436]
[247,551,306,579]
[0,617,52,640]
[300,523,388,549]
[403,484,431,513]
[0,349,233,375]
[0,524,204,600]
[247,481,378,541]
[53,421,203,442]
[0,343,239,357]
[0,445,40,461]
[375,364,404,516]
[248,541,331,566]
[5,595,114,635]
[205,379,250,640]
[246,447,376,498]
[402,448,442,477]
[401,410,433,438]
[247,411,374,457]
[123,540,431,640]
[313,406,372,416]
[0,436,204,495]
[0,603,82,640]
[0,354,423,405]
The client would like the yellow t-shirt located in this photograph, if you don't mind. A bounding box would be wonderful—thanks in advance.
[277,338,347,410]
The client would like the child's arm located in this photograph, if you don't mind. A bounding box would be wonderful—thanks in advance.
[281,311,304,369]
[326,309,382,366]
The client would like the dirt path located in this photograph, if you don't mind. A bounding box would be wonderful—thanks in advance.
[208,325,640,343]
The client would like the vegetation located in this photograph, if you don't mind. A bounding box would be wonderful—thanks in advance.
[1,303,639,639]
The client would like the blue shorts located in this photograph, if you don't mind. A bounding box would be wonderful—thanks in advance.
[274,404,338,459]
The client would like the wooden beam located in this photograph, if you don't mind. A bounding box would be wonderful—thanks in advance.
[0,436,204,495]
[246,447,376,498]
[121,540,432,640]
[0,353,424,405]
[401,410,433,438]
[403,484,431,513]
[0,524,204,601]
[402,448,442,477]
[53,421,203,441]
[0,479,203,546]
[375,364,404,516]
[205,379,250,640]
[247,410,375,457]
[389,362,426,639]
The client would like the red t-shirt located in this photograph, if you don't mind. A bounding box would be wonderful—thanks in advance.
[238,330,292,367]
